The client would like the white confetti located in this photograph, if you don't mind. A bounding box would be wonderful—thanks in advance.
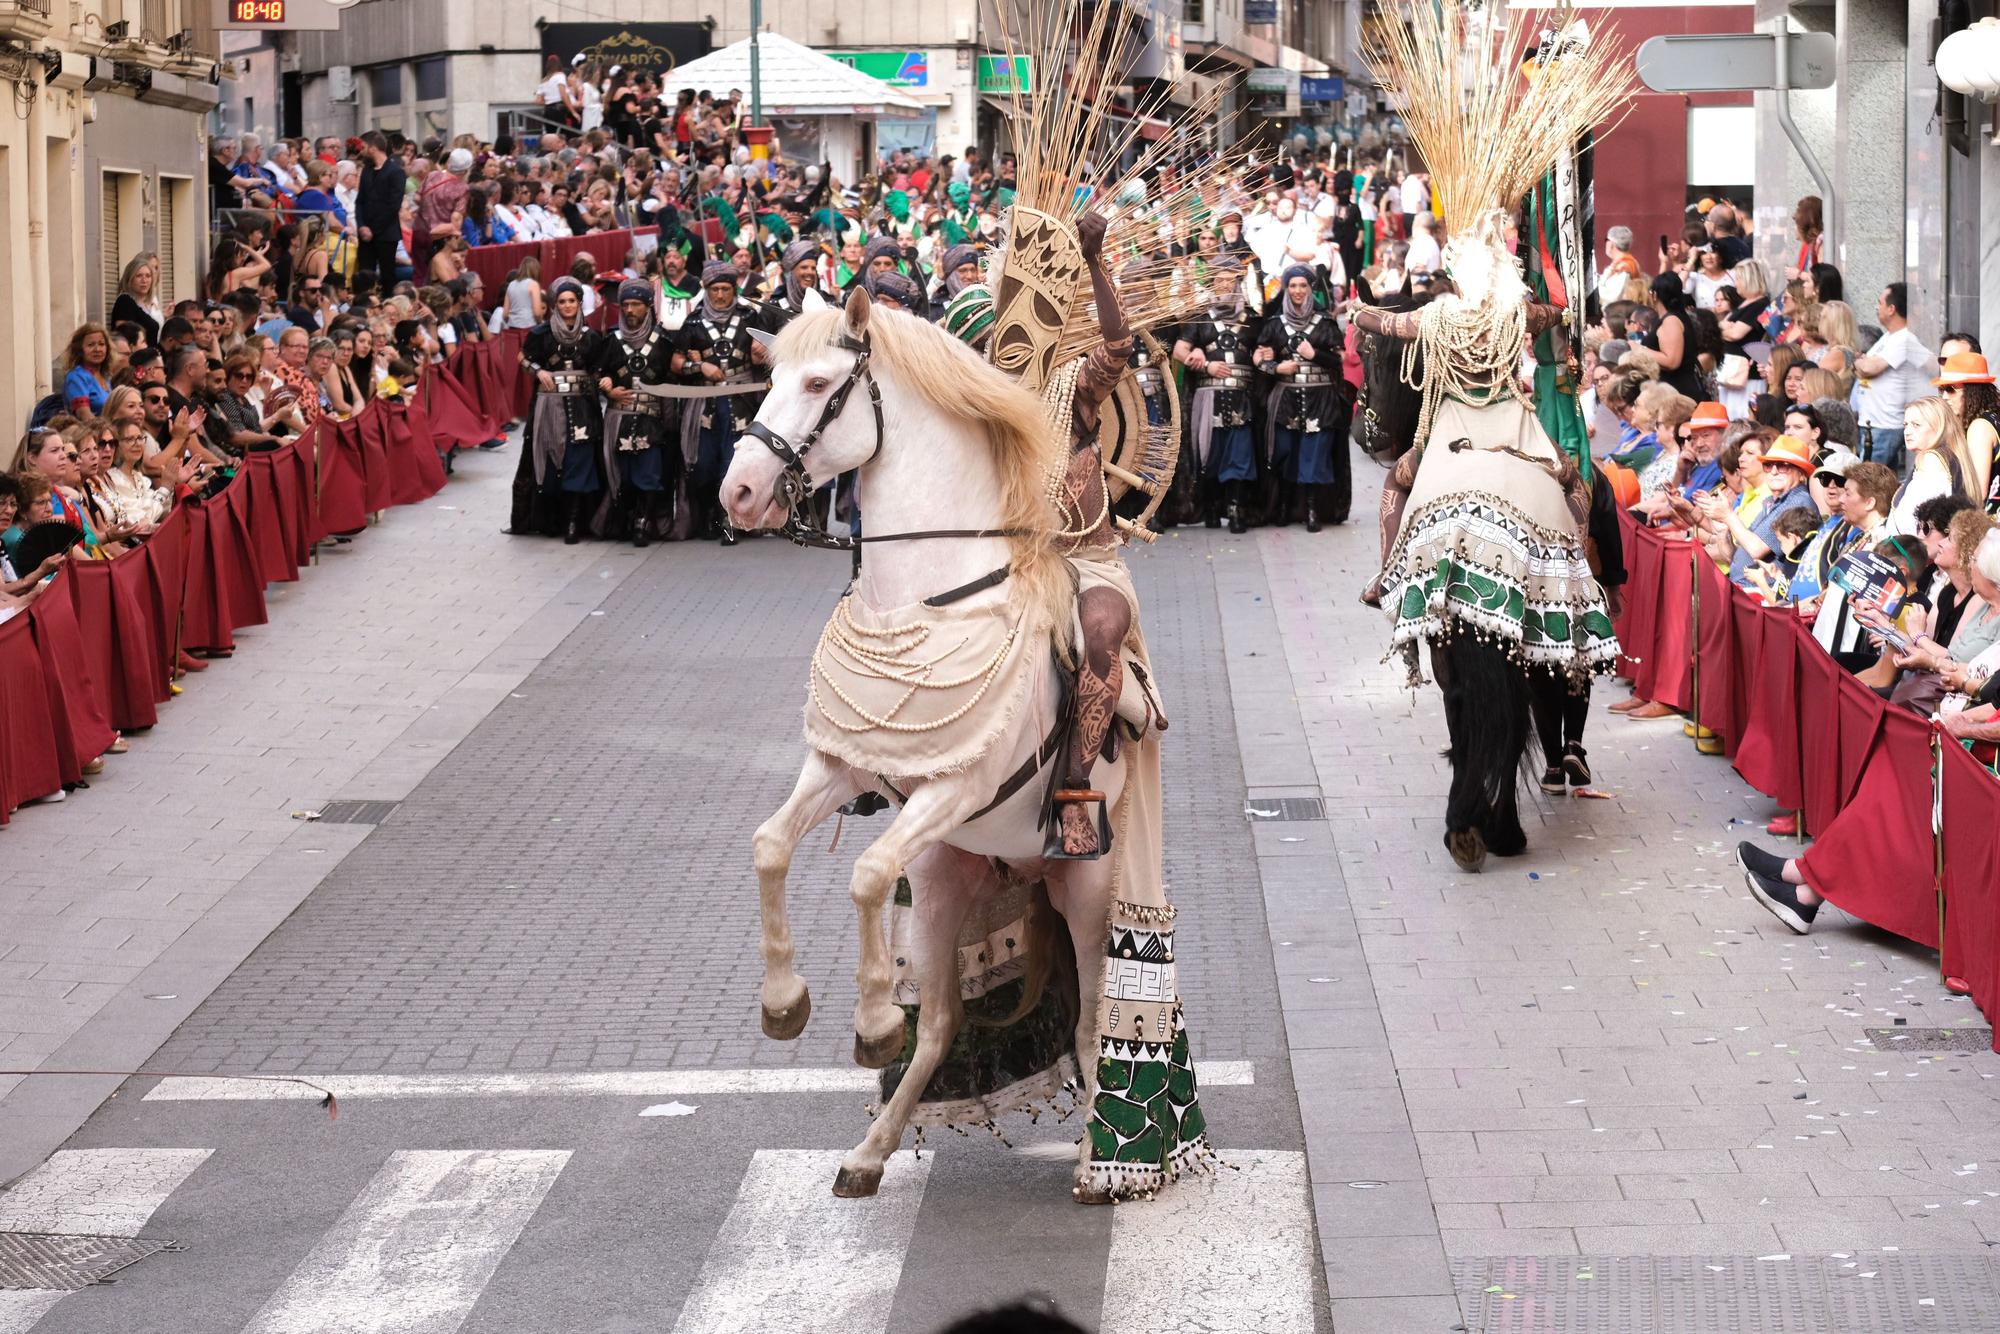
[639,1101,699,1117]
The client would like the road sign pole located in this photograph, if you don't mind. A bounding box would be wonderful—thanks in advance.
[1767,18,1835,258]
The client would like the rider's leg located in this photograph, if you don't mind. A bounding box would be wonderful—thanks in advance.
[1059,586,1132,858]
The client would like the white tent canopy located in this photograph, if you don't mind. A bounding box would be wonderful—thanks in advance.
[659,33,926,118]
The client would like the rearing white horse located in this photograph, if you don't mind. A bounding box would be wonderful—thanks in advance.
[721,290,1144,1200]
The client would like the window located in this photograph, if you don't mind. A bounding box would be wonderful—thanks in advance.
[415,58,446,103]
[370,65,402,107]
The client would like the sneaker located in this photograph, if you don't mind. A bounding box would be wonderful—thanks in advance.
[1539,764,1567,795]
[1562,743,1592,787]
[1739,849,1817,933]
[1737,840,1790,882]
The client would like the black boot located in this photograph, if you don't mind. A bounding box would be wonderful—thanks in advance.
[1227,481,1248,535]
[1272,480,1294,528]
[1202,477,1221,528]
[563,493,585,545]
[632,491,653,548]
[1305,484,1323,533]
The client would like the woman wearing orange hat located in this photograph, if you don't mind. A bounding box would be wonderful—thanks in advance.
[1887,395,1981,537]
[1935,351,1998,511]
[1713,433,1819,587]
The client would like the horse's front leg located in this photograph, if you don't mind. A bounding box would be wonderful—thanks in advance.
[753,749,857,1040]
[1046,857,1114,1204]
[833,845,987,1198]
[846,782,975,1070]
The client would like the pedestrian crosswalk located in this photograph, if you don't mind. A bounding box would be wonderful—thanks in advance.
[0,1142,1315,1333]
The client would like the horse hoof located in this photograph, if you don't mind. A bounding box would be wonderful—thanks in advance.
[1445,828,1487,873]
[761,990,811,1041]
[853,1027,903,1070]
[832,1164,883,1198]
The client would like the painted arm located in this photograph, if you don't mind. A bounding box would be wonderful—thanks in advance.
[1525,302,1568,336]
[1350,305,1417,340]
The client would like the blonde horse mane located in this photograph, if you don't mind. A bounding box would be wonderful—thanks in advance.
[773,308,1071,634]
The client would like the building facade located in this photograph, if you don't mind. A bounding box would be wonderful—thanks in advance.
[0,0,216,437]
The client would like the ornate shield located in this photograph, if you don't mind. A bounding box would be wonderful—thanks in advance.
[1101,332,1181,540]
[988,205,1084,396]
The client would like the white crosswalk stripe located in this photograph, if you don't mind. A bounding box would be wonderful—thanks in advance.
[0,1141,1313,1332]
[1102,1150,1315,1333]
[0,1148,213,1334]
[669,1150,931,1334]
[143,1061,1254,1103]
[236,1149,570,1334]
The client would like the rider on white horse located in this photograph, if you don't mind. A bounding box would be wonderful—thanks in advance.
[940,211,1162,858]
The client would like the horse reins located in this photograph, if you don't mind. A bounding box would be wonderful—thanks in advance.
[741,327,1030,588]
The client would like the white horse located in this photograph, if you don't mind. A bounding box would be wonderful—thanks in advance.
[720,291,1129,1200]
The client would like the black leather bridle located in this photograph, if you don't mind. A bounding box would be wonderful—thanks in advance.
[742,329,884,553]
[740,327,1027,560]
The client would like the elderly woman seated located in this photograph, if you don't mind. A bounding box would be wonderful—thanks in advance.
[1710,434,1820,586]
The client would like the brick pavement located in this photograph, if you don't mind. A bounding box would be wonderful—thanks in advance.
[0,441,643,1177]
[150,530,1290,1080]
[1251,462,2000,1327]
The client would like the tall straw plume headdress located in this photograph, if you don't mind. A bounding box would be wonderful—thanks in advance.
[1362,1,1634,236]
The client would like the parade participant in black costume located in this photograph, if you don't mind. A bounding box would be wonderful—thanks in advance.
[593,279,682,547]
[677,261,767,545]
[655,205,708,279]
[1255,264,1349,531]
[1173,256,1259,533]
[513,277,606,544]
[762,238,830,331]
[862,235,927,319]
[866,269,923,313]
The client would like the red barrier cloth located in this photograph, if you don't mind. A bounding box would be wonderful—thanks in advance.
[1730,605,1806,811]
[0,612,63,822]
[215,481,270,633]
[355,407,394,514]
[1694,558,1738,747]
[463,239,544,311]
[1796,641,1849,836]
[1614,519,1660,684]
[1798,706,1934,947]
[426,359,499,450]
[1939,741,2000,1045]
[68,556,164,732]
[472,340,517,428]
[317,417,370,535]
[242,454,299,585]
[141,505,190,669]
[1636,536,1696,711]
[178,502,224,652]
[504,329,534,422]
[282,430,324,551]
[382,399,447,504]
[27,569,115,783]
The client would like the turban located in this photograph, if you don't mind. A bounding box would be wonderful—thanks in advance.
[863,235,904,267]
[701,261,741,288]
[617,278,653,307]
[782,238,822,269]
[947,180,971,208]
[868,270,921,307]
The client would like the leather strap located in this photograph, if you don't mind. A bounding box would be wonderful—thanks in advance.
[923,563,1011,607]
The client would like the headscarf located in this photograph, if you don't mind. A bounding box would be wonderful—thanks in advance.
[883,190,911,224]
[1279,263,1317,326]
[863,235,904,272]
[1206,255,1245,321]
[548,277,587,347]
[946,180,971,209]
[939,244,981,299]
[700,262,740,321]
[868,270,921,309]
[617,278,655,348]
[781,239,822,306]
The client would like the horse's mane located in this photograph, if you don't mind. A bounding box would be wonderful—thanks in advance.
[773,308,1070,633]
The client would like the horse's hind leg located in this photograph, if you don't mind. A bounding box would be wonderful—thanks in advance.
[833,845,985,1198]
[846,784,973,1069]
[753,750,856,1040]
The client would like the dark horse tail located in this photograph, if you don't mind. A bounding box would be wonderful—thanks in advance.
[1439,633,1532,860]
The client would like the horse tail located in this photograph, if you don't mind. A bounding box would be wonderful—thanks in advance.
[970,879,1075,1030]
[1439,631,1531,854]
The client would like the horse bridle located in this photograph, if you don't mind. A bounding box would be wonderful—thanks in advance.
[741,328,884,553]
[741,327,1027,557]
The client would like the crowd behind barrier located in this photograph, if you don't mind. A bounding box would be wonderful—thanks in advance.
[1611,510,2000,1047]
[0,339,525,825]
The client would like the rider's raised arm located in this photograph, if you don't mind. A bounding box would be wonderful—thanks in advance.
[1076,211,1133,411]
[1350,305,1420,341]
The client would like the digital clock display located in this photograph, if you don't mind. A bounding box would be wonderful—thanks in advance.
[230,0,286,22]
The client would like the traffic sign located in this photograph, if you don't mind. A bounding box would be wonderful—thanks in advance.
[1635,30,1835,93]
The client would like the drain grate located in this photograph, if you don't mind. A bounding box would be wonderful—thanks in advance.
[1455,1255,2000,1332]
[312,799,401,826]
[1244,797,1326,822]
[1864,1026,1995,1052]
[0,1233,174,1290]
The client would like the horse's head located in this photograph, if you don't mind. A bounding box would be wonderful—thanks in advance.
[722,288,882,532]
[1355,279,1437,463]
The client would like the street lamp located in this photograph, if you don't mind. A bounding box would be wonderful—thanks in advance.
[1935,17,2000,103]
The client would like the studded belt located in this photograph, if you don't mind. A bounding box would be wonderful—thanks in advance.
[548,371,590,395]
